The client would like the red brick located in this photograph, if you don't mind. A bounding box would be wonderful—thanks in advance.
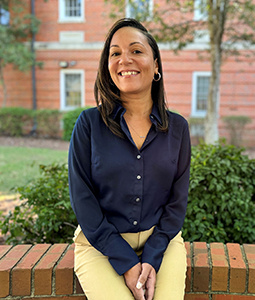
[184,294,209,300]
[0,245,31,297]
[55,244,75,295]
[193,242,209,292]
[22,297,87,300]
[34,244,68,295]
[75,275,84,294]
[212,296,255,299]
[210,243,228,291]
[3,0,255,147]
[0,245,12,259]
[243,244,255,293]
[227,243,246,293]
[185,242,192,292]
[12,244,51,296]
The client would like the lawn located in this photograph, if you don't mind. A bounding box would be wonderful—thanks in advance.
[0,146,68,194]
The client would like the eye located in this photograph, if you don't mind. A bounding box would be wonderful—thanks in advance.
[133,50,142,54]
[110,52,120,57]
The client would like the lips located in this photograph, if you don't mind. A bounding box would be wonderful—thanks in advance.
[119,71,139,76]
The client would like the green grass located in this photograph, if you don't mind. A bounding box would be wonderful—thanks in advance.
[0,146,68,194]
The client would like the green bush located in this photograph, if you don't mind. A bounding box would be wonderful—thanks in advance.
[1,143,254,245]
[223,115,252,146]
[35,109,62,138]
[183,142,255,244]
[62,107,91,141]
[0,107,33,136]
[0,163,77,244]
[0,107,63,138]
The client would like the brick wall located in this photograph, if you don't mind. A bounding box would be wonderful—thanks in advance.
[1,0,255,146]
[0,242,255,300]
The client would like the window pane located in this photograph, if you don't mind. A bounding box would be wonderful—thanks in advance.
[0,8,10,25]
[65,74,82,107]
[127,0,152,21]
[196,76,210,111]
[64,0,81,17]
[194,0,208,21]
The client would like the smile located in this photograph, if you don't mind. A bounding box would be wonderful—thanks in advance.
[119,71,139,76]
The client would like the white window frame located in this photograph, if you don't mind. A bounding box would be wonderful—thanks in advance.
[59,0,85,23]
[60,69,85,111]
[194,0,208,21]
[125,0,153,21]
[191,71,211,117]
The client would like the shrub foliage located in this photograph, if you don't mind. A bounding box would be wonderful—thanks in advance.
[0,107,62,138]
[1,142,254,245]
[62,107,90,141]
[183,142,255,244]
[0,107,32,136]
[223,115,252,147]
[1,163,77,244]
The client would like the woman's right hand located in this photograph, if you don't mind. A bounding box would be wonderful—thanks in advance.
[124,263,145,300]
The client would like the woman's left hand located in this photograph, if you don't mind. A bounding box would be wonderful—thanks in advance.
[136,263,156,300]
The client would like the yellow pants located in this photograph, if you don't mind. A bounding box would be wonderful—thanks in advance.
[74,225,187,300]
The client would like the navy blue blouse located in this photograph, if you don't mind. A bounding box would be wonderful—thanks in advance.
[68,104,191,276]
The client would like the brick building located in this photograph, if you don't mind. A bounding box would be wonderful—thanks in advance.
[1,0,255,146]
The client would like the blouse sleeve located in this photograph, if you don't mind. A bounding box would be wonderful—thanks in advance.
[141,117,191,272]
[68,111,140,275]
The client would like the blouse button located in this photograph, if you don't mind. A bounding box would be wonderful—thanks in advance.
[137,155,141,160]
[137,175,141,180]
[133,220,138,226]
[136,197,140,202]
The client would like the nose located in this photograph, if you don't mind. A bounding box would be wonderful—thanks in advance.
[119,52,132,65]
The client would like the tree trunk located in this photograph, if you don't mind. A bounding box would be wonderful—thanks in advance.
[204,0,225,144]
[0,60,8,107]
[204,44,221,144]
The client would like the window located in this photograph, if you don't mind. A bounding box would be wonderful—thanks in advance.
[191,72,211,117]
[59,0,84,22]
[194,0,208,21]
[60,70,85,110]
[126,0,153,21]
[0,7,10,25]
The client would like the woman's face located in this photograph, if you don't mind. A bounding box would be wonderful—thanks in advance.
[108,26,158,99]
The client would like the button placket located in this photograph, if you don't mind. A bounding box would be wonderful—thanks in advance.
[132,151,143,226]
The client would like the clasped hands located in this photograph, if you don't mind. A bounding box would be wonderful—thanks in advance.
[124,262,156,300]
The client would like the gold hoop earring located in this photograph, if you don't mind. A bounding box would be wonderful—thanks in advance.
[153,72,161,82]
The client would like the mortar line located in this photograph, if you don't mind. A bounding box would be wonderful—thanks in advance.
[190,242,194,293]
[9,245,32,296]
[240,244,249,293]
[52,244,69,296]
[207,242,212,293]
[31,244,53,297]
[223,243,230,293]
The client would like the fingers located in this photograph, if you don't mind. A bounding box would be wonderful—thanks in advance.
[133,288,146,300]
[124,263,145,300]
[124,263,156,300]
[136,263,152,289]
[136,263,156,300]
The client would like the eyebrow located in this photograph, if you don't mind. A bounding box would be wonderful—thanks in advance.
[110,42,145,48]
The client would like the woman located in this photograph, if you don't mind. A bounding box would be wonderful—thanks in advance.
[68,18,191,300]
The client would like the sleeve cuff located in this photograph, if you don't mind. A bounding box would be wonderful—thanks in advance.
[103,236,140,275]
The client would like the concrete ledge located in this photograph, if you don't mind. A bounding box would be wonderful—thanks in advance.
[0,242,255,299]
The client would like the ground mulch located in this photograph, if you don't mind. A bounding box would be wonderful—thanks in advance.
[0,136,69,151]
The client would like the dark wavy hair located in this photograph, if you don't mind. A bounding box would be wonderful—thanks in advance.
[94,18,168,137]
